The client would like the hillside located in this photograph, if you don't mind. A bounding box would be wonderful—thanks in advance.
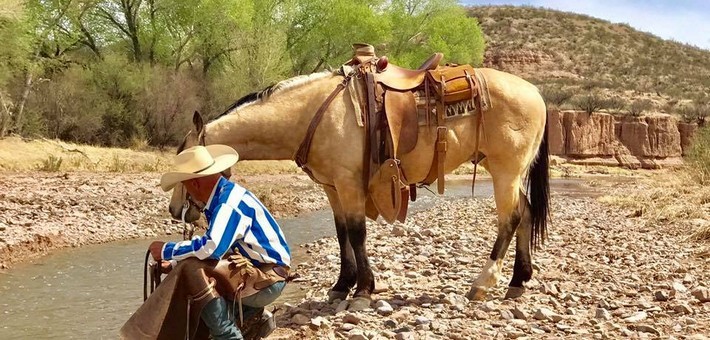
[468,6,710,112]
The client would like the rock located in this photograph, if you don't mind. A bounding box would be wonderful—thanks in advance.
[395,332,415,340]
[481,301,497,312]
[690,286,710,302]
[500,309,515,320]
[292,314,310,325]
[343,313,362,325]
[348,333,367,340]
[309,316,326,329]
[534,308,556,321]
[598,300,612,310]
[392,226,406,236]
[376,300,394,316]
[673,304,693,315]
[325,254,339,262]
[384,319,398,329]
[373,282,389,294]
[632,325,660,336]
[414,316,430,325]
[405,271,418,278]
[623,311,648,323]
[672,282,687,294]
[512,307,529,320]
[654,290,670,302]
[340,323,356,331]
[595,308,612,321]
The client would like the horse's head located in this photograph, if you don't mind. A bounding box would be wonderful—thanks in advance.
[167,111,209,222]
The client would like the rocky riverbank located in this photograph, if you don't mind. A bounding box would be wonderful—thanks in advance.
[269,191,709,339]
[0,172,326,268]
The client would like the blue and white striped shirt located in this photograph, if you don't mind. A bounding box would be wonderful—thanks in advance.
[162,177,291,267]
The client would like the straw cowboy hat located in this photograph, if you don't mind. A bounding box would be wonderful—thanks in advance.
[160,145,239,191]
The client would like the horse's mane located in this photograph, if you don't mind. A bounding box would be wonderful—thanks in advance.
[212,70,333,121]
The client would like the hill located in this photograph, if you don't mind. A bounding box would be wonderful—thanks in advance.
[468,6,710,116]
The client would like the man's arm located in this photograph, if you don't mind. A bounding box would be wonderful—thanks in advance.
[161,203,249,261]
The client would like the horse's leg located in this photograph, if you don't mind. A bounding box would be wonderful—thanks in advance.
[466,165,523,301]
[505,191,534,299]
[323,186,357,303]
[332,179,372,311]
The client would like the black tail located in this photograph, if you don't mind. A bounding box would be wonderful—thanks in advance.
[527,118,550,250]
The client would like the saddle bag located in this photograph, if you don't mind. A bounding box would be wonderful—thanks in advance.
[426,65,478,104]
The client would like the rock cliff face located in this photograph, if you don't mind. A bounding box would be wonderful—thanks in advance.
[547,110,696,169]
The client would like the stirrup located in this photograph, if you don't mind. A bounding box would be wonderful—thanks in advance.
[257,310,276,338]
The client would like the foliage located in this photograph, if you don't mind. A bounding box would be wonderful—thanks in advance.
[36,155,63,171]
[539,85,573,108]
[572,91,607,114]
[686,126,710,185]
[604,96,628,114]
[628,99,654,116]
[0,0,486,145]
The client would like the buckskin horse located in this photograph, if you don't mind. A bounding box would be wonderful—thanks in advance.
[168,49,549,310]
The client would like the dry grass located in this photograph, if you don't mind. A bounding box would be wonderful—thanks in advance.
[597,170,710,240]
[0,136,301,174]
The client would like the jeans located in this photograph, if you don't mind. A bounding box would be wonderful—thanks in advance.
[201,281,286,340]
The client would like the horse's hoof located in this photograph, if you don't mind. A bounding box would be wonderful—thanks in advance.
[466,286,488,301]
[347,296,372,311]
[327,289,349,303]
[504,286,525,300]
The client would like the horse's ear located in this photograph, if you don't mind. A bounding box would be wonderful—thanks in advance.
[193,111,204,134]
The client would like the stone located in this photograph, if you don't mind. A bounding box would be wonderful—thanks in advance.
[623,311,648,323]
[674,304,693,315]
[512,307,529,320]
[348,333,367,340]
[340,323,357,331]
[326,254,339,262]
[395,332,415,340]
[500,309,515,320]
[654,290,670,302]
[343,313,362,325]
[481,301,497,312]
[392,226,407,236]
[632,325,660,336]
[534,308,556,321]
[414,316,430,325]
[690,286,710,302]
[373,282,390,294]
[292,314,310,325]
[672,282,687,294]
[309,316,327,329]
[595,308,612,321]
[376,300,394,316]
[384,319,398,329]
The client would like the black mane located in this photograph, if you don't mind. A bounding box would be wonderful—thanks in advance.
[212,83,277,121]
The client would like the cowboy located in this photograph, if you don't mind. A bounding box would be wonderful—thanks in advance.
[121,145,291,340]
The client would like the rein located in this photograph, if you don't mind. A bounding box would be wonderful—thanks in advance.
[294,69,357,183]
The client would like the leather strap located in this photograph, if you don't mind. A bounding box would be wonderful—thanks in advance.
[294,73,354,177]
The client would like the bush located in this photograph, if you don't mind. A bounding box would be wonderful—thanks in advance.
[605,96,628,114]
[572,91,607,114]
[686,126,710,184]
[540,85,573,108]
[628,99,654,116]
[36,155,62,171]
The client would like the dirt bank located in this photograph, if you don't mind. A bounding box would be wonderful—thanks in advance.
[269,184,709,339]
[0,172,326,268]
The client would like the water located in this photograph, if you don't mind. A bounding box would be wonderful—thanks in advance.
[0,178,594,339]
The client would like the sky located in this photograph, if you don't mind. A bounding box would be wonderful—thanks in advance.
[461,0,710,50]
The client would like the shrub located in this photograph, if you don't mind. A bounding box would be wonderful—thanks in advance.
[36,155,62,171]
[540,85,573,108]
[686,126,710,184]
[605,96,628,114]
[628,99,654,116]
[572,91,607,114]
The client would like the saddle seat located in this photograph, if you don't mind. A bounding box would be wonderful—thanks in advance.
[377,52,443,91]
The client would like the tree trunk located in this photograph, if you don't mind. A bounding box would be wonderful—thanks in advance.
[0,92,11,138]
[13,71,33,134]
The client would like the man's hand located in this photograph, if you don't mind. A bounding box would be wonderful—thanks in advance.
[159,260,173,274]
[149,241,165,261]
